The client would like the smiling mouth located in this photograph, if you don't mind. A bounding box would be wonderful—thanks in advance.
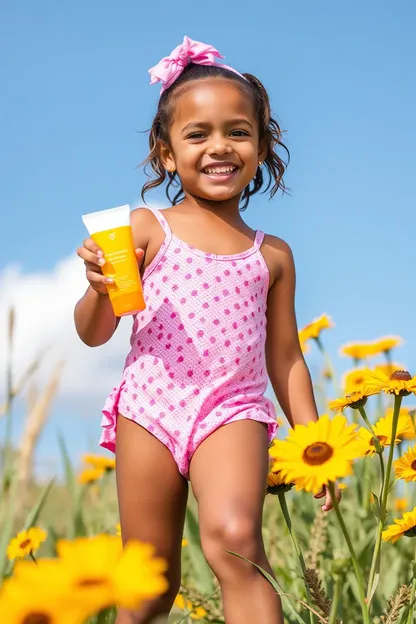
[202,165,238,176]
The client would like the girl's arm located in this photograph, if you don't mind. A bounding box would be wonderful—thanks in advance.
[74,208,153,347]
[265,239,319,428]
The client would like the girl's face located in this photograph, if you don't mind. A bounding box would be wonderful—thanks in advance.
[161,79,266,205]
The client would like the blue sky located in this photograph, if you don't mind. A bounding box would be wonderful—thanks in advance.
[1,1,415,473]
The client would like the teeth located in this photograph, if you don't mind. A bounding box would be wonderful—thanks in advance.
[204,166,236,175]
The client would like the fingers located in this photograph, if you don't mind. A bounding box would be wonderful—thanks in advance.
[320,484,342,512]
[135,248,145,259]
[86,270,113,286]
[77,238,105,267]
[314,488,325,499]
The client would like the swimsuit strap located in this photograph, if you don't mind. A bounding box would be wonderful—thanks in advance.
[147,207,172,242]
[254,230,265,248]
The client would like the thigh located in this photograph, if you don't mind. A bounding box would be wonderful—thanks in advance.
[189,420,269,532]
[116,414,188,570]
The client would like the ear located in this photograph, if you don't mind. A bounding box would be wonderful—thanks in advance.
[258,139,267,165]
[159,141,176,173]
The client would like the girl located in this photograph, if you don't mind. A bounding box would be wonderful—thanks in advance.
[75,36,339,624]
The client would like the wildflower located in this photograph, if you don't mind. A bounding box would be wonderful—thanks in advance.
[339,342,375,361]
[298,314,333,343]
[385,406,415,440]
[116,523,121,537]
[266,469,294,495]
[329,389,370,412]
[182,539,189,547]
[78,467,105,484]
[82,454,116,471]
[382,506,416,543]
[371,335,403,356]
[395,498,409,512]
[357,413,411,456]
[174,594,207,620]
[363,369,416,397]
[342,368,372,392]
[394,445,416,482]
[375,362,406,377]
[7,527,47,561]
[269,414,361,494]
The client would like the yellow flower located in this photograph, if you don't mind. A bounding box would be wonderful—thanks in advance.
[371,335,403,356]
[394,445,416,482]
[7,527,47,561]
[53,534,168,611]
[342,368,372,392]
[385,406,415,440]
[0,573,88,624]
[174,594,207,620]
[299,334,310,354]
[299,314,333,342]
[357,413,411,456]
[338,483,348,490]
[363,369,416,396]
[382,506,416,543]
[269,414,362,494]
[395,498,409,512]
[375,363,406,377]
[266,470,294,495]
[82,454,116,471]
[78,467,105,484]
[182,539,189,547]
[116,523,121,537]
[339,342,375,361]
[329,389,370,412]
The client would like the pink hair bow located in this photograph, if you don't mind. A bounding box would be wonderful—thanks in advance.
[148,35,245,94]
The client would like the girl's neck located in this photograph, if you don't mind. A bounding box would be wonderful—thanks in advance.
[178,193,245,226]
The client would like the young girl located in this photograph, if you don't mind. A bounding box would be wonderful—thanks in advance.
[75,36,339,624]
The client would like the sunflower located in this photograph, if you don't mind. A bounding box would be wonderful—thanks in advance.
[50,535,167,612]
[363,369,416,397]
[375,363,406,377]
[382,506,416,543]
[82,454,116,471]
[394,445,416,482]
[266,469,294,495]
[371,335,403,356]
[357,413,411,456]
[78,467,105,484]
[339,342,375,361]
[329,389,370,412]
[342,368,372,392]
[385,406,415,440]
[7,527,47,561]
[174,594,207,620]
[0,574,88,624]
[299,314,333,342]
[395,498,409,512]
[268,414,362,494]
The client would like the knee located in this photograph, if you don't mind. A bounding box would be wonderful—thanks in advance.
[200,514,263,574]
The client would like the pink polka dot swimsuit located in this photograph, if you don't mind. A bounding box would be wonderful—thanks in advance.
[100,208,278,477]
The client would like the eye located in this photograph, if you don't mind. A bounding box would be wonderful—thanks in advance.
[230,129,250,137]
[187,132,205,140]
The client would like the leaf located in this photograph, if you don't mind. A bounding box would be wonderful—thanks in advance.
[184,506,215,593]
[0,479,19,578]
[371,492,381,521]
[57,431,77,503]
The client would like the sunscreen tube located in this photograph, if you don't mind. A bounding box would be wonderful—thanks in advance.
[82,204,145,317]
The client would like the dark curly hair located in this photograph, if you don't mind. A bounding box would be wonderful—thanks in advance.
[141,63,289,210]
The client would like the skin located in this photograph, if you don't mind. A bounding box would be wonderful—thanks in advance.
[75,78,340,624]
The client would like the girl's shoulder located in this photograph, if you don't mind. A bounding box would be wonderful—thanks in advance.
[261,233,294,289]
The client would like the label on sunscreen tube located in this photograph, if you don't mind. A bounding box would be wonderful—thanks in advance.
[82,204,145,317]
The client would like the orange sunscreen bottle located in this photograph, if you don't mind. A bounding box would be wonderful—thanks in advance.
[82,204,145,316]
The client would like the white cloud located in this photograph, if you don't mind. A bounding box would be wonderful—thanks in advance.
[0,254,133,400]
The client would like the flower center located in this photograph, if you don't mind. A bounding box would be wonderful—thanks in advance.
[411,460,416,471]
[23,614,52,624]
[370,435,388,447]
[19,539,32,549]
[303,442,333,465]
[77,577,107,588]
[390,370,412,381]
[404,525,416,538]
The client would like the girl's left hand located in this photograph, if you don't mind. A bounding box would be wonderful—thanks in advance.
[314,482,342,512]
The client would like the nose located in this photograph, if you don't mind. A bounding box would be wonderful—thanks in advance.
[207,132,232,156]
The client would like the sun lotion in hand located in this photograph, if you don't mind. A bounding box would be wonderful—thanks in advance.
[82,204,145,316]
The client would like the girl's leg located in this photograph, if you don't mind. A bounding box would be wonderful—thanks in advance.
[115,415,188,624]
[189,420,283,624]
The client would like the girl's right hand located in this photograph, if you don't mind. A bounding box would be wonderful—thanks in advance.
[77,238,145,295]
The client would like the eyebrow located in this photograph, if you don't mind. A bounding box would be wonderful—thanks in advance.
[181,118,254,133]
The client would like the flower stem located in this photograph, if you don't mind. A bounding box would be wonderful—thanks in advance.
[327,481,369,624]
[29,551,38,565]
[366,394,402,609]
[277,492,315,624]
[406,556,416,624]
[328,574,343,624]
